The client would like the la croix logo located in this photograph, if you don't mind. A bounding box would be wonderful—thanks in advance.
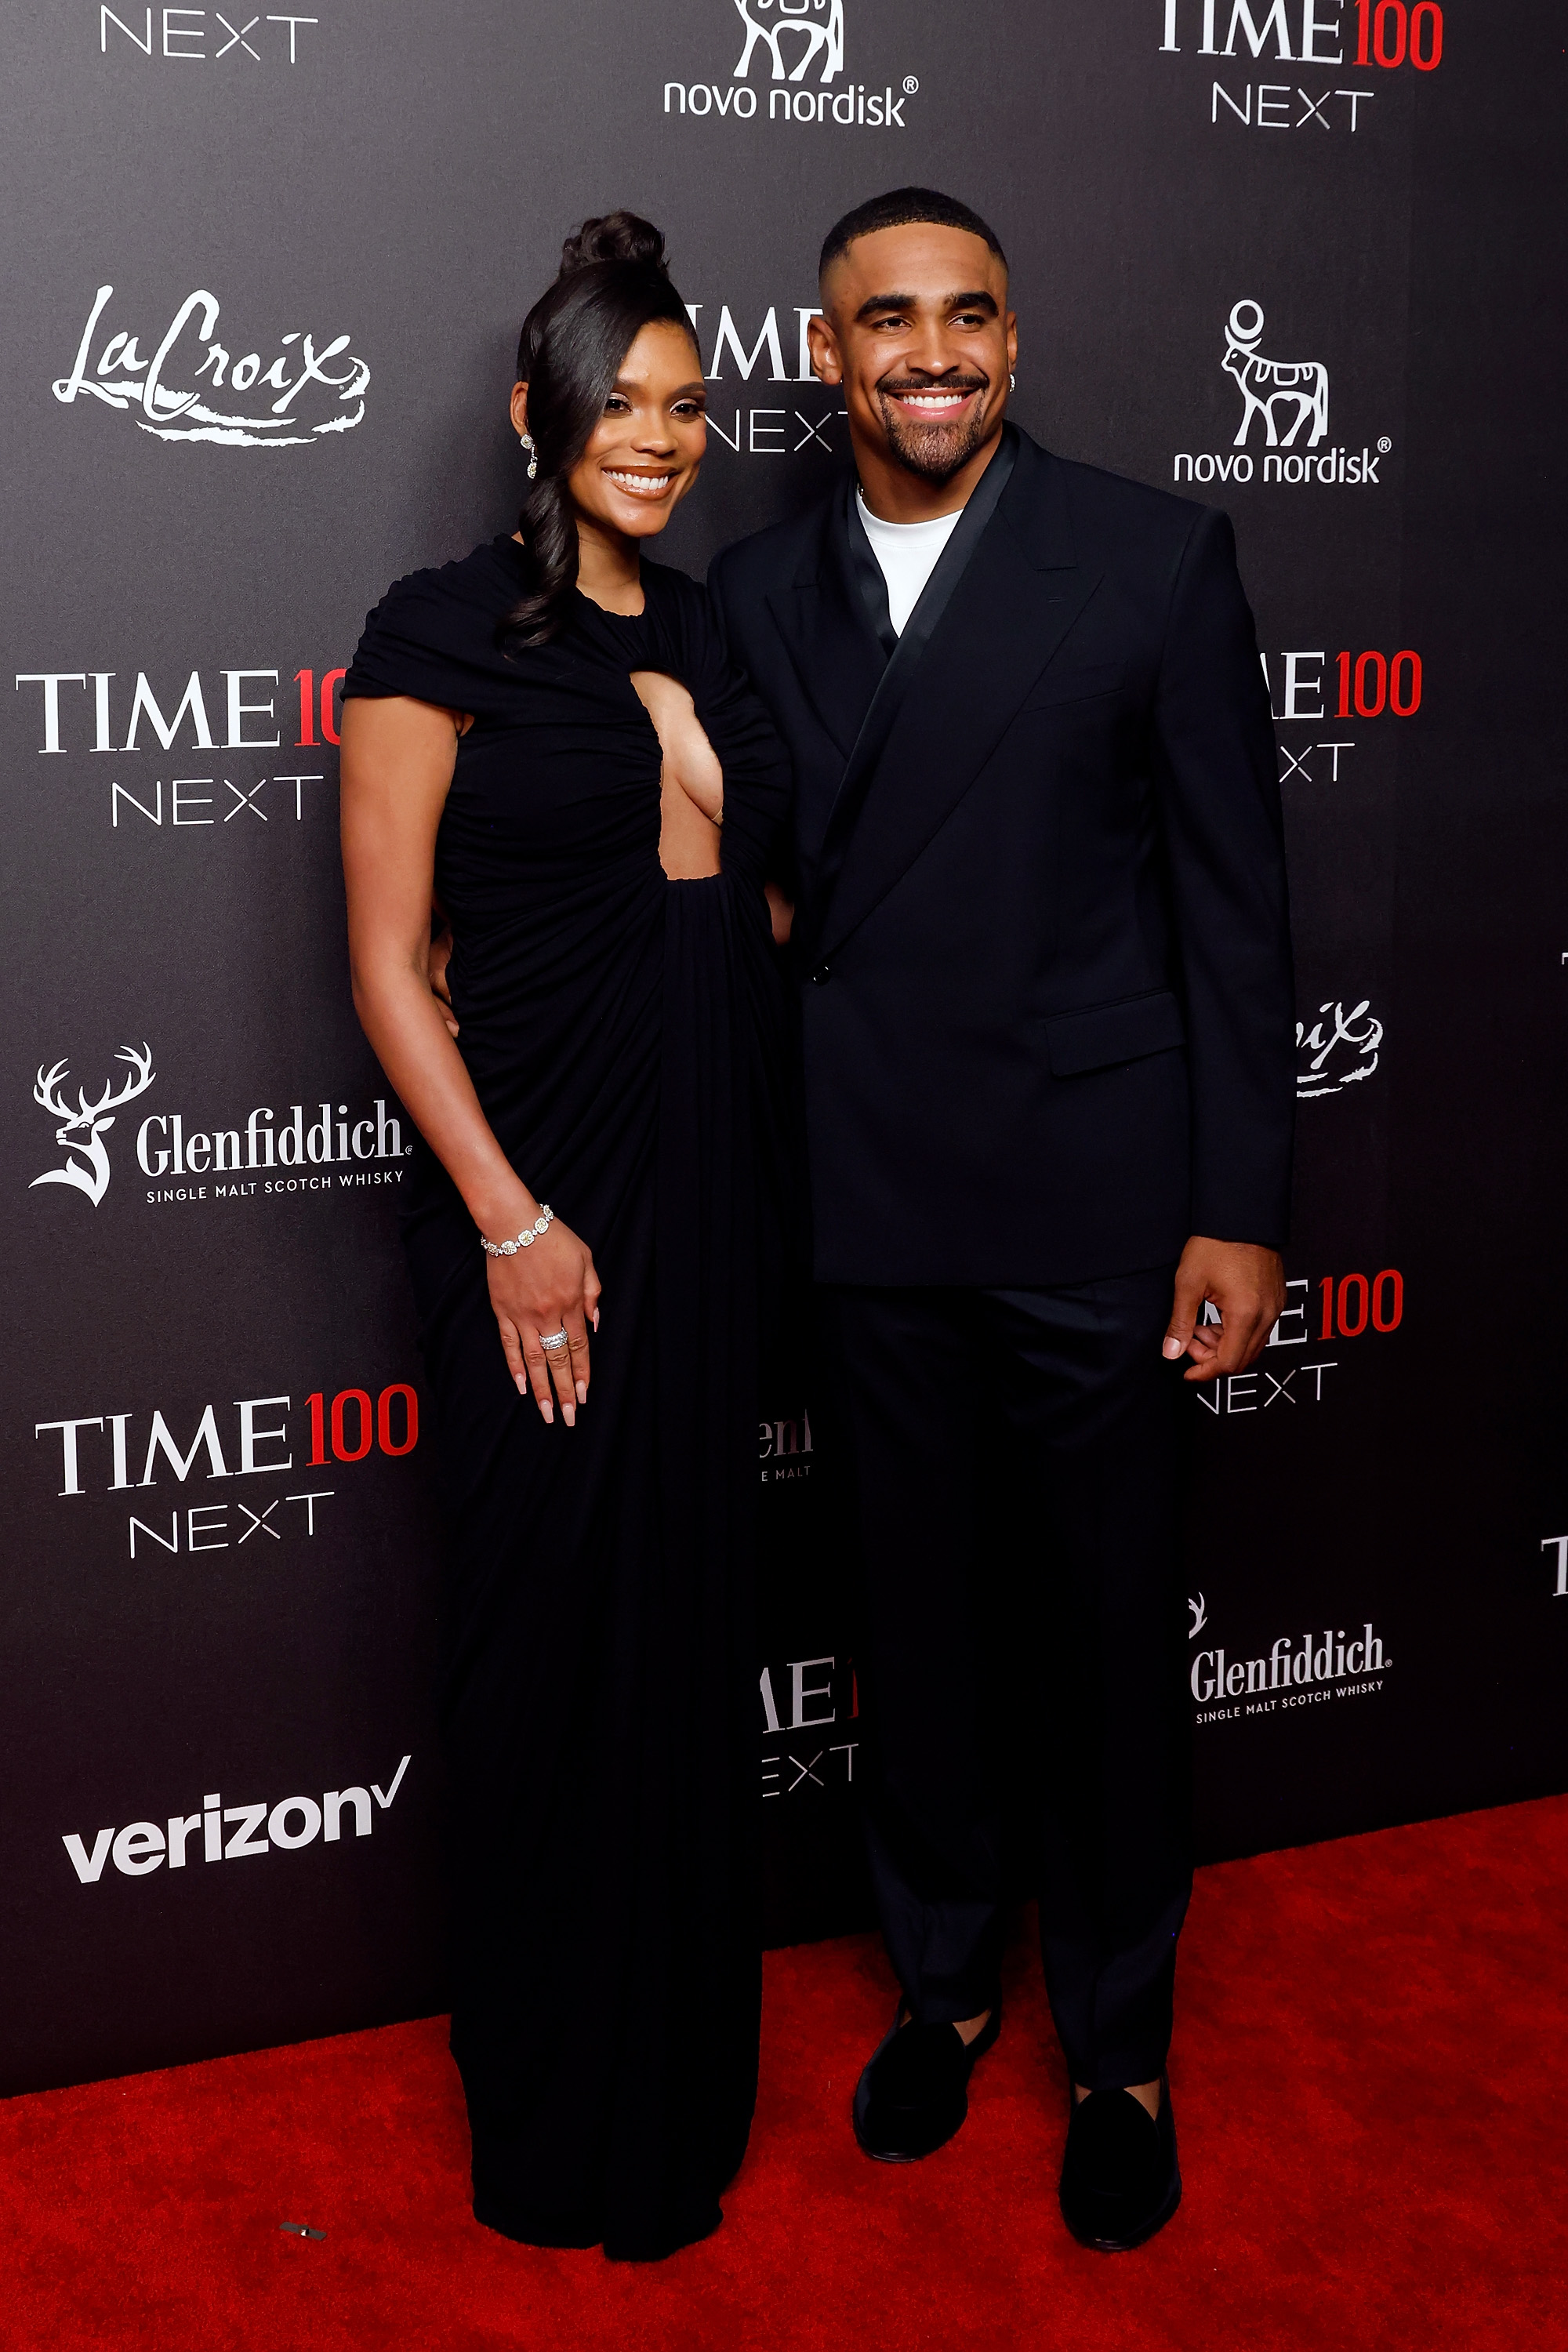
[53,284,369,445]
[1297,997,1381,1096]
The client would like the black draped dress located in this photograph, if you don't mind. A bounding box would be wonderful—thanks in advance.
[343,539,790,2261]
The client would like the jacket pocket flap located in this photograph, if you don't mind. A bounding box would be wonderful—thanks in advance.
[1046,989,1186,1077]
[1019,660,1124,713]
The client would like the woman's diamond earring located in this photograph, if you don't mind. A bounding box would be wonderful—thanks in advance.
[520,430,538,482]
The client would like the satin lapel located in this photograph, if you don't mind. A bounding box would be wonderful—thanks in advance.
[816,445,1102,964]
[763,496,886,765]
[812,435,1016,939]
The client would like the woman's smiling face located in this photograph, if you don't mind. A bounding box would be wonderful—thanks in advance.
[514,318,708,545]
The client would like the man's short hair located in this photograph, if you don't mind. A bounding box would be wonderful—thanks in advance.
[818,188,1007,282]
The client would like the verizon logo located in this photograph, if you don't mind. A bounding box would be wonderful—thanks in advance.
[62,1754,410,1882]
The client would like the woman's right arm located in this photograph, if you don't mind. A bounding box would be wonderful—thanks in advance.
[339,695,599,1424]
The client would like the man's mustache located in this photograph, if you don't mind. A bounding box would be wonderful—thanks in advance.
[876,373,989,401]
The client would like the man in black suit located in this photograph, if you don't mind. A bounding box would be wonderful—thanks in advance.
[710,188,1293,2252]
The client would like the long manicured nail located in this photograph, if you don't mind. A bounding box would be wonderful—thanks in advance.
[516,1375,528,1395]
[593,1309,601,1332]
[539,1400,554,1424]
[561,1403,575,1428]
[575,1381,587,1406]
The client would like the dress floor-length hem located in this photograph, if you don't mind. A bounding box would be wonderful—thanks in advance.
[343,541,789,2265]
[473,2190,727,2263]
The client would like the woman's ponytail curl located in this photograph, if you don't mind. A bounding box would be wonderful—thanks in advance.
[500,211,692,651]
[506,472,579,651]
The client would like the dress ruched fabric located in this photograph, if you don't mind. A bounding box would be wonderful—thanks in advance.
[343,538,789,2260]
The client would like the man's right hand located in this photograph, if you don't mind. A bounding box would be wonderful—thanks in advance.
[1163,1236,1285,1381]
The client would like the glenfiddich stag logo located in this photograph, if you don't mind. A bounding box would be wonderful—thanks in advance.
[731,0,844,82]
[53,285,370,446]
[1223,300,1328,448]
[31,1044,155,1207]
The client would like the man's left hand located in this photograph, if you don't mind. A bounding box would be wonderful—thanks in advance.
[1163,1237,1285,1382]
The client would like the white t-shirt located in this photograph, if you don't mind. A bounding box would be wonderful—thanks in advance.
[856,489,963,637]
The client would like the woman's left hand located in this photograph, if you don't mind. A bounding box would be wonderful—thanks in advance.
[764,881,794,946]
[485,1213,601,1425]
[428,920,459,1035]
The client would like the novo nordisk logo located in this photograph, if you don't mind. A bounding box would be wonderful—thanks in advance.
[665,0,915,123]
[1224,299,1327,446]
[1175,299,1390,488]
[53,285,369,446]
[732,0,844,81]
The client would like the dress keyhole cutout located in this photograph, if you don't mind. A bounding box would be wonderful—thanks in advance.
[630,670,724,881]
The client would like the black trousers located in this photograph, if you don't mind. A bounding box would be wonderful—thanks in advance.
[820,1272,1192,2092]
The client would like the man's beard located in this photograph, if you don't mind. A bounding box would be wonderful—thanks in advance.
[875,375,993,482]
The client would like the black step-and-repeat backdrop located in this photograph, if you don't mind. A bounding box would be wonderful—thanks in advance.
[2,2,1563,2096]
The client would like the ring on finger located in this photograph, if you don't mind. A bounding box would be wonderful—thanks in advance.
[539,1328,570,1353]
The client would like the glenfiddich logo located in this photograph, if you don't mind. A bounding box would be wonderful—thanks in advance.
[27,1044,416,1213]
[31,1044,155,1207]
[1192,1621,1392,1722]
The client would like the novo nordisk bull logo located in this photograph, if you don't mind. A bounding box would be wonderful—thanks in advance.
[666,0,912,123]
[1175,299,1387,488]
[732,0,844,81]
[31,1045,155,1207]
[1224,300,1327,447]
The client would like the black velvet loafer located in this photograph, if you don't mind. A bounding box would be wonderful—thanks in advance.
[1059,2071,1181,2251]
[852,1997,1003,2162]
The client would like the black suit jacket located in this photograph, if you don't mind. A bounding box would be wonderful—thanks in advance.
[709,426,1294,1287]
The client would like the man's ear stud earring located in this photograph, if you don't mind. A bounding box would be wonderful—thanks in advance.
[520,430,539,481]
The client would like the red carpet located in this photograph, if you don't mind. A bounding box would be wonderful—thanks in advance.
[3,1797,1565,2351]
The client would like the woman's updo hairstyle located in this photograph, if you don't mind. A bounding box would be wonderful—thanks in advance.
[501,211,695,648]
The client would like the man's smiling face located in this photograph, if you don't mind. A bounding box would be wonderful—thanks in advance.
[811,220,1017,491]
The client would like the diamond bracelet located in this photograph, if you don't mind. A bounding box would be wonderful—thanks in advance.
[479,1204,554,1258]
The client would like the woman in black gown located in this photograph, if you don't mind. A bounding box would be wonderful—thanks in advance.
[339,215,790,2261]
